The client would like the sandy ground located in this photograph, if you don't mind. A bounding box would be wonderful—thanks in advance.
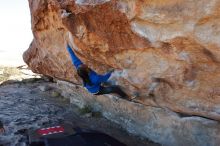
[0,67,159,146]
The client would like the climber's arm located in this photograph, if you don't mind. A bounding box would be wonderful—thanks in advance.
[66,45,83,69]
[91,71,112,85]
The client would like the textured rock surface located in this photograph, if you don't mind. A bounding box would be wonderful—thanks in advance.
[58,80,220,146]
[24,0,220,145]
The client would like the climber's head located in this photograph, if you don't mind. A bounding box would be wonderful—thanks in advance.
[77,65,92,85]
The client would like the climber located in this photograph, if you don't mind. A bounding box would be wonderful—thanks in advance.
[66,44,130,100]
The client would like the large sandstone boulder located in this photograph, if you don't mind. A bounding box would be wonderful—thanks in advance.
[24,0,220,145]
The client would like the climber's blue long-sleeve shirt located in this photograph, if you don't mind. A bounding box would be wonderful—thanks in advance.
[66,45,112,94]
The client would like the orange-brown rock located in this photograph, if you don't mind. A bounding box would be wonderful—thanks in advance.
[24,0,220,145]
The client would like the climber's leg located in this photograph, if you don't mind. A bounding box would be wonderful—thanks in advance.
[95,85,129,100]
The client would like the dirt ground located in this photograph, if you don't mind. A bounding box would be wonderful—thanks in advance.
[0,66,159,146]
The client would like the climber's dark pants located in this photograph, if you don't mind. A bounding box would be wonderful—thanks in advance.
[95,85,129,100]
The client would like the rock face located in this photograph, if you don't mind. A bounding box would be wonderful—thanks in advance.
[24,0,220,145]
[58,80,220,146]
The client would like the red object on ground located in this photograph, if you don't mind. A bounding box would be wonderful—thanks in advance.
[37,126,65,136]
